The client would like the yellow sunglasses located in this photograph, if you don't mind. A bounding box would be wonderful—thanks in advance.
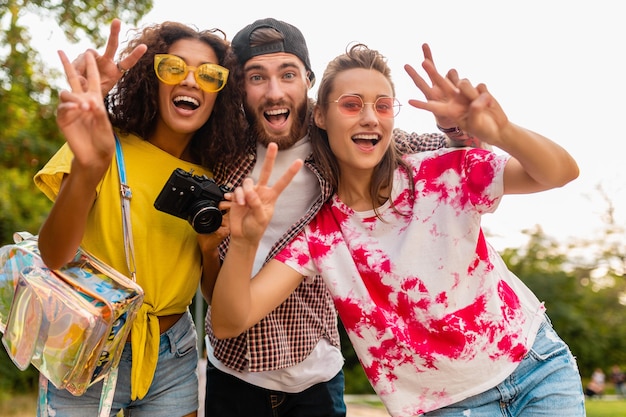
[154,54,229,93]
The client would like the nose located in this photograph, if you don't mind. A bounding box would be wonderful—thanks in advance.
[264,77,285,101]
[360,103,379,125]
[180,68,199,89]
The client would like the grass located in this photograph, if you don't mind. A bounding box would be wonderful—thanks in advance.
[585,397,626,417]
[345,394,626,416]
[0,391,36,417]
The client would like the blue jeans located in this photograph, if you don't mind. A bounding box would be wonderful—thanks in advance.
[204,360,346,417]
[423,317,586,416]
[40,310,199,417]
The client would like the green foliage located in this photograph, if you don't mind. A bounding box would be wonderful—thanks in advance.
[1,0,154,47]
[502,226,626,378]
[0,19,64,171]
[51,0,153,46]
[0,348,38,393]
[0,168,51,244]
[0,0,153,391]
[339,320,375,394]
[0,86,64,171]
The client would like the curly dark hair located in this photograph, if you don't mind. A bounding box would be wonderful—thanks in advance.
[217,48,253,148]
[105,21,247,169]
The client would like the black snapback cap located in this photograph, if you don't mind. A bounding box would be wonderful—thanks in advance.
[231,18,315,86]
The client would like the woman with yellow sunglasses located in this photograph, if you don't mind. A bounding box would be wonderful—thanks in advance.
[34,20,245,417]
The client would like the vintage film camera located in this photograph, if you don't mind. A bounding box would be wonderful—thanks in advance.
[154,168,229,234]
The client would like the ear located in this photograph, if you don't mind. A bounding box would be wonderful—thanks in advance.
[313,106,326,130]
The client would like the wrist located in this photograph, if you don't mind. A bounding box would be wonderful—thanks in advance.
[437,124,464,137]
[229,236,260,253]
[436,125,484,149]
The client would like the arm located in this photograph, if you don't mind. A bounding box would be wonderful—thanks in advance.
[405,44,579,195]
[210,143,305,339]
[72,18,147,96]
[38,51,115,269]
[212,244,304,339]
[197,216,230,303]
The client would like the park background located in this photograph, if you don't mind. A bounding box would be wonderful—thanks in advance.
[1,0,625,415]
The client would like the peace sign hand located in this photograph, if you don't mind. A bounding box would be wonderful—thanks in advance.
[228,143,303,245]
[72,18,147,95]
[57,49,115,177]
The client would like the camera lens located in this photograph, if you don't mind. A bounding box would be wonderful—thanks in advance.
[189,205,222,234]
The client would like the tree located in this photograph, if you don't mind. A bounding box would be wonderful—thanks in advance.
[0,2,154,243]
[503,224,626,378]
[0,0,153,46]
[0,0,153,391]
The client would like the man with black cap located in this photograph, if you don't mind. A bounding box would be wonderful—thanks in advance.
[201,18,471,416]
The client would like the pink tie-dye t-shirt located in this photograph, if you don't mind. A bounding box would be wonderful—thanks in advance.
[275,148,546,417]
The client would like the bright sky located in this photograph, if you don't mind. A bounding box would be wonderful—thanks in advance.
[25,0,625,251]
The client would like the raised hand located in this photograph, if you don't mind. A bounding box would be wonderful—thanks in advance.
[229,143,303,245]
[453,80,509,146]
[405,43,508,146]
[72,18,147,95]
[57,50,115,174]
[407,44,460,129]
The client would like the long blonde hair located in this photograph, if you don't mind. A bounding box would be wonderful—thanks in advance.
[311,43,414,212]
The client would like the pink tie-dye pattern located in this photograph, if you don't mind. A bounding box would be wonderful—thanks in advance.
[415,150,497,212]
[275,149,539,415]
[334,277,527,388]
[326,151,523,384]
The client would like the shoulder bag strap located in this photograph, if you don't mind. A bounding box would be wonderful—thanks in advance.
[39,135,135,417]
[114,133,137,282]
[98,134,137,417]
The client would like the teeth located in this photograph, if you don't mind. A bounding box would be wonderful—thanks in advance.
[265,108,288,116]
[352,134,379,140]
[173,95,199,106]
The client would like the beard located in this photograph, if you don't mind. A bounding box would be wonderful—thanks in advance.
[245,97,310,150]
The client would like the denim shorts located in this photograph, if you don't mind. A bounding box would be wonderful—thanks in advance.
[423,316,586,416]
[39,310,199,417]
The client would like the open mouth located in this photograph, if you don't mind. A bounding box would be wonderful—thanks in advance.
[173,95,200,111]
[352,134,380,148]
[264,108,289,124]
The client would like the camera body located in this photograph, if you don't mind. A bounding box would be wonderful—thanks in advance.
[154,168,229,234]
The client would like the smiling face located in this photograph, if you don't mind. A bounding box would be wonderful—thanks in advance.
[153,38,220,155]
[315,68,395,177]
[242,52,311,149]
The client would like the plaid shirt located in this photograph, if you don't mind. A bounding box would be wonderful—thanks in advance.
[205,128,448,372]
